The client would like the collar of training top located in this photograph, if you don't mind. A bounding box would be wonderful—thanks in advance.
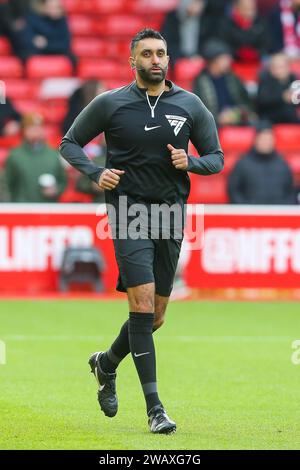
[132,79,177,97]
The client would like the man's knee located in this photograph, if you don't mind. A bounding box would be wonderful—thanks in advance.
[127,283,155,313]
[130,298,154,313]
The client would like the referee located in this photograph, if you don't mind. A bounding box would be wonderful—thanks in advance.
[60,28,224,434]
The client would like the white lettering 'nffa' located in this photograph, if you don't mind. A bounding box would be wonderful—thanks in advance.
[202,228,300,274]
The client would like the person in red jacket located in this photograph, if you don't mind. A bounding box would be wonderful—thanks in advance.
[220,0,269,63]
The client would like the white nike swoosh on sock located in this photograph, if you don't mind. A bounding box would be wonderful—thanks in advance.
[134,352,150,357]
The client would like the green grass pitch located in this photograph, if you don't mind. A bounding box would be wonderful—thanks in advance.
[1,299,300,450]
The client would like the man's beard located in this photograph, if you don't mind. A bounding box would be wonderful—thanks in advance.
[138,65,168,85]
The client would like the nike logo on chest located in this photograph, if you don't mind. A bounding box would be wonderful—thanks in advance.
[144,125,162,131]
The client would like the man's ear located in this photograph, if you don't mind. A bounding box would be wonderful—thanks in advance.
[129,57,135,69]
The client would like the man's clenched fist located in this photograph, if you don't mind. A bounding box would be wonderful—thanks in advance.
[98,168,125,190]
[167,144,188,170]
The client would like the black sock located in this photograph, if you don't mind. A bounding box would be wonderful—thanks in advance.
[128,312,161,413]
[100,320,130,373]
[100,320,158,373]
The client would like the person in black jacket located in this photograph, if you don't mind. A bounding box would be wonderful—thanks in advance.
[257,53,300,123]
[0,0,23,56]
[160,0,220,65]
[10,0,31,19]
[228,121,296,204]
[220,0,269,63]
[62,80,106,135]
[193,40,255,126]
[18,0,75,65]
[60,28,223,435]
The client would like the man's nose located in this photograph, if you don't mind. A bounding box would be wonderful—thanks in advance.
[152,55,160,64]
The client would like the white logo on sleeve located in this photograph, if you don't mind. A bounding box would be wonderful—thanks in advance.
[165,115,187,136]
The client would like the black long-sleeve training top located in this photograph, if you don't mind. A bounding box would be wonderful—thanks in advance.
[60,80,224,207]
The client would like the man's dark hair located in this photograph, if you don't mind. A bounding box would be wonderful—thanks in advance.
[130,28,167,54]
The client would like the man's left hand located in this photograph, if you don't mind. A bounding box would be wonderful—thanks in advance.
[167,144,188,170]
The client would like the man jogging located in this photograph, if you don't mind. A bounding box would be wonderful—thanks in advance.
[60,28,224,435]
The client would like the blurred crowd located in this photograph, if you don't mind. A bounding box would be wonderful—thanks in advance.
[0,0,300,204]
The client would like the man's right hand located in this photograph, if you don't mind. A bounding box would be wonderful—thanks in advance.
[98,169,125,190]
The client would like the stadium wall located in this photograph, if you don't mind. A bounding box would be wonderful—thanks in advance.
[0,204,299,295]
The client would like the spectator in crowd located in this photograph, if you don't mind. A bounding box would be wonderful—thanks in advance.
[257,53,300,123]
[269,0,300,57]
[62,80,106,135]
[160,0,220,65]
[18,0,75,65]
[228,121,296,204]
[220,0,269,63]
[5,112,67,202]
[10,0,32,19]
[0,0,23,56]
[257,0,277,15]
[0,97,21,136]
[193,40,255,126]
[205,0,232,15]
[75,141,106,203]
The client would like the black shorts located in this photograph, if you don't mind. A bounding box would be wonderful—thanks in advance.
[113,236,182,297]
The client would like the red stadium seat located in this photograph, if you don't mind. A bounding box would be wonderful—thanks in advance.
[131,0,179,13]
[222,152,241,174]
[147,0,179,12]
[104,79,130,90]
[232,62,260,83]
[285,153,300,185]
[72,38,112,58]
[188,173,228,204]
[290,60,300,78]
[5,80,39,100]
[0,135,21,148]
[175,79,193,91]
[59,186,93,203]
[78,59,122,79]
[96,15,146,36]
[13,99,67,124]
[44,124,62,138]
[93,0,126,14]
[114,40,132,58]
[26,56,73,79]
[0,148,9,168]
[13,99,40,114]
[48,134,63,148]
[62,0,96,14]
[175,57,205,82]
[0,36,12,55]
[219,126,255,152]
[64,0,128,14]
[285,153,300,172]
[40,101,68,124]
[0,57,23,78]
[274,124,300,152]
[68,15,96,36]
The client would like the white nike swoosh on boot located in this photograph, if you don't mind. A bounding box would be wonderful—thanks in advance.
[134,351,150,357]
